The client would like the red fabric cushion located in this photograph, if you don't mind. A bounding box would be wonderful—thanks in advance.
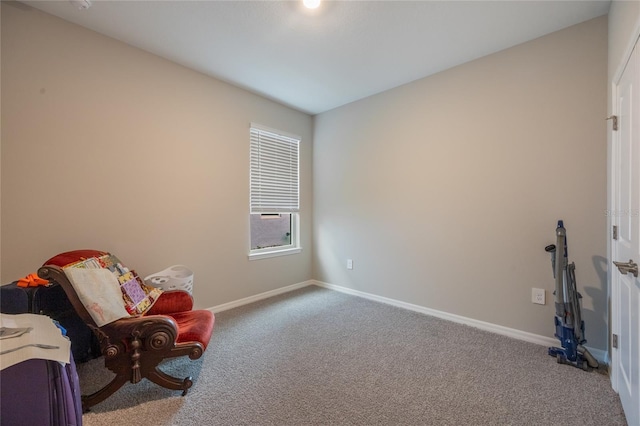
[146,291,193,315]
[170,310,215,350]
[43,250,108,267]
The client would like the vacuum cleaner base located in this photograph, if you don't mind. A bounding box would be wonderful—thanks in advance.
[548,346,590,370]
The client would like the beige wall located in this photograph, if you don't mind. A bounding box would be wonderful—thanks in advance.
[313,17,609,351]
[0,2,3,280]
[0,3,313,308]
[0,3,613,352]
[608,1,640,81]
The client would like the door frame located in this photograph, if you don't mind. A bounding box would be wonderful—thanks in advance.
[609,24,640,394]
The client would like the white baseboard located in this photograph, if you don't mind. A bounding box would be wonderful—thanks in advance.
[313,280,608,364]
[208,280,314,313]
[205,278,608,364]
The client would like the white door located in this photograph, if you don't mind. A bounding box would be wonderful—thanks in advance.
[612,39,640,426]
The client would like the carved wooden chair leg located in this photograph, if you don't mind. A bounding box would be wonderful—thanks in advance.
[81,374,129,412]
[146,367,193,396]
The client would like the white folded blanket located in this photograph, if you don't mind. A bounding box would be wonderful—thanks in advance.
[64,268,130,327]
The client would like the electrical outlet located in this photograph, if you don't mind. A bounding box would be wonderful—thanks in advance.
[347,259,353,270]
[532,288,545,305]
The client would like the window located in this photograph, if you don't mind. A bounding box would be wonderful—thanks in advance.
[249,124,301,259]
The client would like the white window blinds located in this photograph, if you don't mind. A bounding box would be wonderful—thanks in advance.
[250,125,300,213]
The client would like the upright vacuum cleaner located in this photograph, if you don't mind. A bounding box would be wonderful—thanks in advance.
[544,220,599,370]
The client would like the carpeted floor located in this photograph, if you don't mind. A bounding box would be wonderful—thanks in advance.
[78,286,627,425]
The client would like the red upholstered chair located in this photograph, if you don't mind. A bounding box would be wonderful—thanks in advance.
[38,250,214,411]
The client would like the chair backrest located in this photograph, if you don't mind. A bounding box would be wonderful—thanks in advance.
[43,250,109,269]
[38,265,98,327]
[38,250,163,329]
[39,250,108,328]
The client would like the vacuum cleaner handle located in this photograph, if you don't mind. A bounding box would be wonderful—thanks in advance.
[554,222,567,316]
[545,244,556,278]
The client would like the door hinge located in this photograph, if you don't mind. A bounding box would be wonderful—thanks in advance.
[613,225,618,240]
[613,333,619,349]
[606,115,618,131]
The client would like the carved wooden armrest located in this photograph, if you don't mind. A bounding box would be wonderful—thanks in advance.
[99,316,179,383]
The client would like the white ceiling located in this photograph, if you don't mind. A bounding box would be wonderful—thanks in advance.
[24,0,611,115]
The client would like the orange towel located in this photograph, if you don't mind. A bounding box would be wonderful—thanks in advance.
[17,273,49,288]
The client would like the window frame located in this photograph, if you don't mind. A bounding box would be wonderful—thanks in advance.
[248,124,302,260]
[248,212,301,260]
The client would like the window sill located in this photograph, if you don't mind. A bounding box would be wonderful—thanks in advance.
[248,247,302,261]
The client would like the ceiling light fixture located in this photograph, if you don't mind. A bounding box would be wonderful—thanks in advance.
[303,0,321,9]
[69,0,92,10]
